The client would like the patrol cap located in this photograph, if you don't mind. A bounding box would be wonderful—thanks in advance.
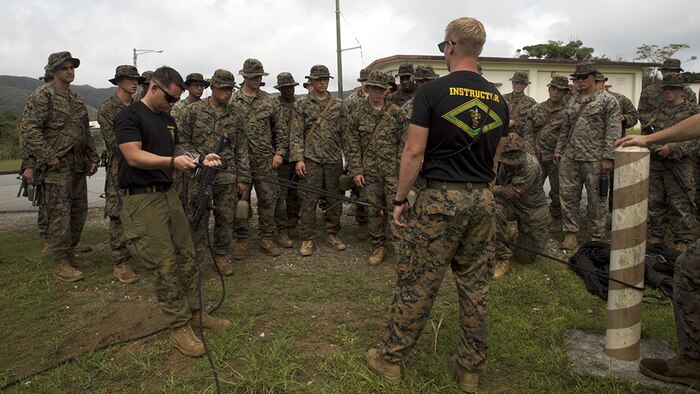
[547,74,570,90]
[357,68,369,82]
[208,69,238,89]
[140,70,154,84]
[660,58,683,71]
[47,51,80,71]
[509,71,530,83]
[306,64,334,80]
[185,73,210,88]
[570,62,597,76]
[594,72,608,82]
[412,64,439,81]
[239,58,269,78]
[274,72,299,89]
[499,134,527,165]
[395,63,414,77]
[365,69,390,89]
[661,73,687,88]
[109,65,144,85]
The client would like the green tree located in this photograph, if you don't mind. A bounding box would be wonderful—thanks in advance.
[0,110,21,160]
[634,43,697,86]
[517,40,594,60]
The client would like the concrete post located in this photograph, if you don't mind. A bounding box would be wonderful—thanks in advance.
[605,146,650,361]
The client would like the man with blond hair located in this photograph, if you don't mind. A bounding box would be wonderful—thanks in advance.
[365,17,508,393]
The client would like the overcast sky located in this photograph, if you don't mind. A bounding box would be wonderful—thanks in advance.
[1,0,699,92]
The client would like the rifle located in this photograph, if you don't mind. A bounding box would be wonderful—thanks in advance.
[17,164,28,198]
[188,135,228,232]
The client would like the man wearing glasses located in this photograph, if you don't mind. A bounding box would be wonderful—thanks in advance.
[554,62,622,250]
[504,71,537,137]
[20,51,100,282]
[114,66,231,357]
[365,17,508,392]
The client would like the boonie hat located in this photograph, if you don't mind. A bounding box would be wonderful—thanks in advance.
[365,70,390,89]
[395,63,414,78]
[357,68,369,82]
[185,73,210,88]
[412,64,439,81]
[570,62,597,76]
[306,65,333,80]
[239,58,269,78]
[208,69,237,89]
[274,72,299,89]
[661,73,687,88]
[509,71,530,83]
[109,65,143,85]
[660,58,683,71]
[547,74,570,90]
[47,51,80,71]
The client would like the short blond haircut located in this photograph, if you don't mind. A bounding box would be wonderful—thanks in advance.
[445,17,486,57]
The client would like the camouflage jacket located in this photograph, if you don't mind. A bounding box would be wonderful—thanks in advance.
[290,93,347,164]
[277,96,302,163]
[179,99,251,184]
[170,97,201,128]
[555,90,622,161]
[645,99,700,160]
[344,90,367,114]
[388,88,413,108]
[229,89,287,168]
[524,99,567,161]
[639,83,697,127]
[503,92,537,136]
[494,152,549,214]
[400,97,415,122]
[609,91,638,133]
[346,98,406,178]
[98,93,134,192]
[20,82,99,184]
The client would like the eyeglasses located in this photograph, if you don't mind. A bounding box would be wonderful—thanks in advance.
[153,80,180,103]
[573,74,592,81]
[438,40,454,53]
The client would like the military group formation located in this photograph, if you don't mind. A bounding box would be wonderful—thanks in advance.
[492,58,699,278]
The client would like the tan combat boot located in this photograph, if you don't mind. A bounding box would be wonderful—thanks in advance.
[113,261,139,284]
[277,230,293,248]
[647,236,664,245]
[450,357,479,393]
[368,246,386,266]
[561,233,578,250]
[260,237,281,257]
[170,324,205,357]
[231,239,249,261]
[327,234,347,251]
[53,259,84,282]
[366,348,400,385]
[190,311,232,331]
[493,259,510,279]
[213,255,234,276]
[356,224,369,241]
[68,254,94,269]
[299,240,314,256]
[675,241,690,253]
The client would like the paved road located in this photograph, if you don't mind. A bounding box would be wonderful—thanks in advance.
[0,168,106,213]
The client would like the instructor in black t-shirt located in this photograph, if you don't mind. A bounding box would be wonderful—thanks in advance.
[114,66,231,358]
[365,17,509,393]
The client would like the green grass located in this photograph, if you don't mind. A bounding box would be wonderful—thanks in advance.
[0,213,682,393]
[0,159,21,172]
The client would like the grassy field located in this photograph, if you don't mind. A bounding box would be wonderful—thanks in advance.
[0,210,681,393]
[0,159,21,173]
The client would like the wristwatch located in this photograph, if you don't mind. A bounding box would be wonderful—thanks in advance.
[392,197,408,206]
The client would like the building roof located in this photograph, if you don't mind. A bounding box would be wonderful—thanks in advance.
[367,54,660,69]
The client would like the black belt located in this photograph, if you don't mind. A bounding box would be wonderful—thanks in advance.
[426,180,489,190]
[124,184,171,195]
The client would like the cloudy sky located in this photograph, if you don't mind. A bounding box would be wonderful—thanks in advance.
[1,0,699,92]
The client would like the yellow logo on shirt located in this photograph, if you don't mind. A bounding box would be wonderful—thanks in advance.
[442,98,503,137]
[167,125,175,141]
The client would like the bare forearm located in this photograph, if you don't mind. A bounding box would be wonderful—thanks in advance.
[648,113,700,145]
[119,142,171,170]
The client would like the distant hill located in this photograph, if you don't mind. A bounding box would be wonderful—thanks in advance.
[0,75,115,120]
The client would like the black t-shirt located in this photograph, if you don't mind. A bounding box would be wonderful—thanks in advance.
[114,101,178,188]
[411,71,509,183]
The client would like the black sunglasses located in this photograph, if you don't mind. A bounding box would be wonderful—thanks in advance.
[153,80,180,103]
[438,40,454,53]
[573,74,592,81]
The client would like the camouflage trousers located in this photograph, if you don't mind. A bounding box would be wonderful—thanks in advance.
[298,159,343,240]
[40,176,88,260]
[105,192,133,265]
[693,155,700,225]
[558,156,608,237]
[379,186,495,372]
[38,204,48,239]
[495,197,550,262]
[120,188,199,329]
[674,239,700,360]
[351,185,368,224]
[274,161,301,231]
[538,156,561,219]
[361,174,397,248]
[649,159,696,243]
[235,163,279,239]
[188,182,238,256]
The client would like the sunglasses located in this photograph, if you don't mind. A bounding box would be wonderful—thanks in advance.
[153,80,180,103]
[438,40,454,53]
[573,74,592,81]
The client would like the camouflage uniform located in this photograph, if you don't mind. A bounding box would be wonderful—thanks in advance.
[276,95,303,231]
[503,93,536,137]
[179,97,251,257]
[639,84,697,127]
[346,92,406,249]
[556,83,622,238]
[645,98,699,244]
[524,96,568,219]
[98,92,134,266]
[344,72,370,230]
[290,73,347,241]
[21,74,99,262]
[229,88,286,240]
[673,240,700,360]
[387,63,415,107]
[493,150,550,262]
[610,91,638,135]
